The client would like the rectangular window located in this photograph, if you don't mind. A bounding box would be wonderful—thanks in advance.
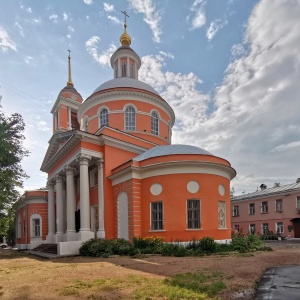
[218,201,226,229]
[32,219,40,237]
[276,222,284,234]
[115,62,118,78]
[275,199,283,212]
[261,201,268,213]
[121,61,126,77]
[233,224,239,231]
[249,203,255,215]
[151,202,163,230]
[232,205,239,217]
[130,63,134,78]
[187,200,201,229]
[249,223,256,234]
[297,196,300,209]
[262,223,269,234]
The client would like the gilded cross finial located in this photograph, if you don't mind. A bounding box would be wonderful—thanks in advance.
[121,10,129,27]
[67,49,73,86]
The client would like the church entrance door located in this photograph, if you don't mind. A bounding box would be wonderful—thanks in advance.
[118,192,129,240]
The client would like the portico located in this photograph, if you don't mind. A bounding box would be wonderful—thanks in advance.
[45,151,105,255]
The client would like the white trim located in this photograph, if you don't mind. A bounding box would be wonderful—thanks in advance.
[77,91,175,127]
[30,214,42,238]
[110,161,235,186]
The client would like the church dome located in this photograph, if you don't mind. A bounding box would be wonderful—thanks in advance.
[92,77,160,96]
[134,144,213,161]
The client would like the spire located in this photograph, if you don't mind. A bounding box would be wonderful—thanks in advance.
[120,10,131,46]
[67,50,73,86]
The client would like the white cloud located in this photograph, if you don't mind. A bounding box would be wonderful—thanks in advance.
[139,54,208,132]
[68,26,75,32]
[0,27,17,52]
[25,56,34,64]
[83,0,93,5]
[32,18,41,24]
[14,22,24,37]
[85,36,117,66]
[104,3,114,12]
[63,12,68,21]
[184,0,300,193]
[128,0,162,43]
[206,19,227,41]
[231,43,247,59]
[189,0,206,30]
[107,15,121,24]
[26,7,32,13]
[49,14,58,23]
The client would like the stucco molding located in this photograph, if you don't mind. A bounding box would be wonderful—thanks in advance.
[109,160,236,186]
[51,95,81,114]
[77,90,175,127]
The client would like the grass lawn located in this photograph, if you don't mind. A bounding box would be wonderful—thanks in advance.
[1,245,300,299]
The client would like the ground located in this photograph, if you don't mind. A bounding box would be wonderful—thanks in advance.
[0,241,300,300]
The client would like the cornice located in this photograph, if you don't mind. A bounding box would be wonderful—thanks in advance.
[77,89,175,126]
[51,95,81,114]
[109,160,236,185]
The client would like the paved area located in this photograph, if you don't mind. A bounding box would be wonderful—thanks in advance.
[255,265,300,299]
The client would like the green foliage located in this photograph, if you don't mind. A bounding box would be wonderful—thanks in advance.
[231,230,263,253]
[186,237,218,255]
[79,238,134,257]
[0,106,29,213]
[132,236,164,253]
[160,243,189,257]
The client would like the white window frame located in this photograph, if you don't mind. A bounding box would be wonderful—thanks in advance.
[99,108,109,127]
[276,222,284,234]
[232,205,239,217]
[125,106,136,131]
[30,214,42,238]
[249,223,256,234]
[151,201,163,231]
[151,111,159,135]
[187,199,201,229]
[261,201,268,213]
[249,203,255,215]
[262,223,269,234]
[275,199,283,212]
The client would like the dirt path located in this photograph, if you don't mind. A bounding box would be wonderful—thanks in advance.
[1,246,300,299]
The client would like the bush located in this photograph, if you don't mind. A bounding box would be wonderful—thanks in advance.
[79,238,134,257]
[160,243,188,257]
[186,237,218,255]
[231,230,263,253]
[132,236,164,254]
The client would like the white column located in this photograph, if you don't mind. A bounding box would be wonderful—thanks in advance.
[65,166,77,241]
[97,159,105,238]
[135,62,138,79]
[55,175,64,242]
[78,154,94,241]
[46,181,55,243]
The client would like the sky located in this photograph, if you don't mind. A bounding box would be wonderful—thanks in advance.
[0,0,300,196]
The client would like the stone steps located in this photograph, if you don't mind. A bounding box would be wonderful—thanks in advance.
[32,243,58,254]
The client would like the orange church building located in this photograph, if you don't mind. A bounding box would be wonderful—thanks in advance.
[15,20,236,255]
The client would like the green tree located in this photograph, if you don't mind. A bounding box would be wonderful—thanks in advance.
[0,105,29,212]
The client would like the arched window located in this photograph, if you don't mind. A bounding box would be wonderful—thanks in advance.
[125,106,136,131]
[122,61,126,77]
[100,109,109,127]
[151,111,159,135]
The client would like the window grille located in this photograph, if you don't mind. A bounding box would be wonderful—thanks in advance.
[151,202,163,230]
[187,200,200,229]
[125,106,136,130]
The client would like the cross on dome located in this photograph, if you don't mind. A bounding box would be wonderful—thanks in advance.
[120,10,131,46]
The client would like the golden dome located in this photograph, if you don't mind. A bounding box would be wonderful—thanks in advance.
[120,24,131,46]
